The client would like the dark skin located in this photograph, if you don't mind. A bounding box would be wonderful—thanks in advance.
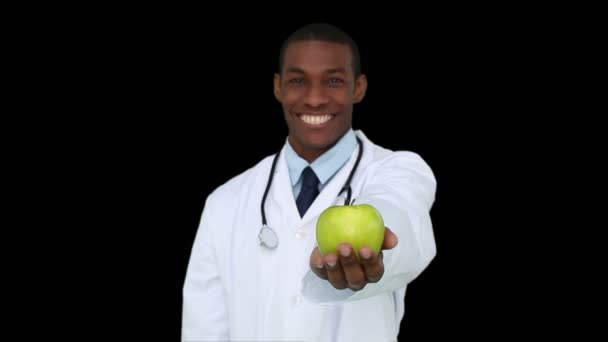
[273,40,398,291]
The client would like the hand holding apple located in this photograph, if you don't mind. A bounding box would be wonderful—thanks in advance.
[310,204,398,291]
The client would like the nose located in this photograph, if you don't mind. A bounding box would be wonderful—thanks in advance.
[303,82,329,108]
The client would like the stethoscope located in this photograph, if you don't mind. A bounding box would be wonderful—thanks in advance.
[258,137,363,249]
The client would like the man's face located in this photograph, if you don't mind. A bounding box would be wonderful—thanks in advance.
[274,40,367,162]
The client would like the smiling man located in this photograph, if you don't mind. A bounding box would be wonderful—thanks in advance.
[274,38,367,163]
[182,23,437,342]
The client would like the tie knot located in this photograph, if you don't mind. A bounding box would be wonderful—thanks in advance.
[301,167,319,189]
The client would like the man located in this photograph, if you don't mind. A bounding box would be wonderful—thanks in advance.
[182,23,436,342]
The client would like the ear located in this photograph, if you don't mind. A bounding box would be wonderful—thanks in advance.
[273,73,282,101]
[353,74,368,103]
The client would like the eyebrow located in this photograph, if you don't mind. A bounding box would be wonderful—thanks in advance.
[325,67,347,74]
[284,67,347,74]
[285,67,306,74]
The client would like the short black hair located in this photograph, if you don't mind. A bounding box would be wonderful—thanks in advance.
[278,23,361,77]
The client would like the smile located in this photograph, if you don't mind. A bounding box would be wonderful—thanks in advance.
[297,113,334,125]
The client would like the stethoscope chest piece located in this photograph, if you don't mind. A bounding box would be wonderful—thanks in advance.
[258,225,278,249]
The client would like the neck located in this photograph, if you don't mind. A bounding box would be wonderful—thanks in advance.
[288,132,349,164]
[287,129,349,164]
[288,141,328,164]
[299,151,323,164]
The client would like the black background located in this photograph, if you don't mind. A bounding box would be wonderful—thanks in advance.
[28,9,591,341]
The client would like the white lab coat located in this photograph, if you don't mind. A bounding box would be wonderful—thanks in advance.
[182,130,437,342]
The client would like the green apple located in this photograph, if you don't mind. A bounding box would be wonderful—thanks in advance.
[316,204,385,262]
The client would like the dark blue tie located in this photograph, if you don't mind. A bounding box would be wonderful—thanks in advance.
[296,166,320,217]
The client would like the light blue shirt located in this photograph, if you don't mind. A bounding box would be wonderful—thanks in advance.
[285,129,357,199]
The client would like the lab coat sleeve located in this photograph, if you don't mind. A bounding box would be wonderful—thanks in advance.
[182,195,230,341]
[301,151,437,304]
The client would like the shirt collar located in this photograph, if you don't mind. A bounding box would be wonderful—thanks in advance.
[285,129,357,186]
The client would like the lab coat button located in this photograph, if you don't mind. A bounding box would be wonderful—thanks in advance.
[295,230,307,239]
[294,295,302,306]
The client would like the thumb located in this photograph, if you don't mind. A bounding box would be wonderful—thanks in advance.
[382,227,398,250]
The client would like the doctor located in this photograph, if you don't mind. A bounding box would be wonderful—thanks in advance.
[182,23,437,342]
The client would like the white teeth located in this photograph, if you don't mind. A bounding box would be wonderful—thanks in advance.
[300,114,332,125]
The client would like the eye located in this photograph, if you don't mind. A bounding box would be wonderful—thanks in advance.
[288,78,304,85]
[328,78,344,86]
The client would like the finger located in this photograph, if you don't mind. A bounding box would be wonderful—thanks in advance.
[338,244,366,291]
[382,227,398,250]
[360,247,385,283]
[310,247,328,280]
[324,253,347,289]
